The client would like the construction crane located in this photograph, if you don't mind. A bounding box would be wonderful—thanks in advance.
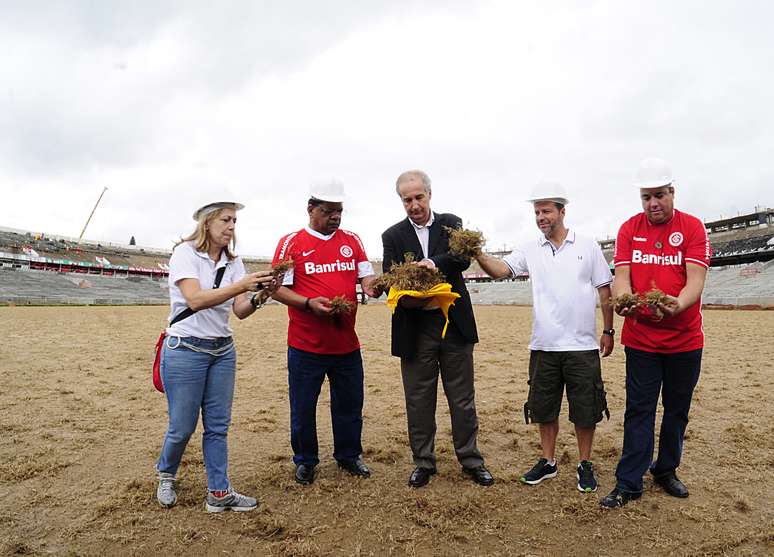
[78,186,108,244]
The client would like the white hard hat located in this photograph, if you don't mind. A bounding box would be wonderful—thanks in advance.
[526,181,569,206]
[309,179,346,203]
[634,157,673,189]
[192,201,244,221]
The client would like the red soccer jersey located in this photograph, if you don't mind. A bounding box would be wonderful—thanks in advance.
[273,227,371,355]
[614,209,712,353]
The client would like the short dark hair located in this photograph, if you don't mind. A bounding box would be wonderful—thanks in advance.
[554,202,565,210]
[308,198,323,208]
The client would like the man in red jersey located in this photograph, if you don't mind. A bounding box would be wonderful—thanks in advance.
[271,180,378,485]
[601,158,711,509]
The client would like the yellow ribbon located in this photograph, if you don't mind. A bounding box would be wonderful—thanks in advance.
[385,283,461,338]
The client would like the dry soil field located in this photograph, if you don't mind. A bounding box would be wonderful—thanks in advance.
[1,305,773,556]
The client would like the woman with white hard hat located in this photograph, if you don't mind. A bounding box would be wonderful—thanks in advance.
[155,199,280,512]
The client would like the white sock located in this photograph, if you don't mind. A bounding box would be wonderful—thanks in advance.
[546,459,556,467]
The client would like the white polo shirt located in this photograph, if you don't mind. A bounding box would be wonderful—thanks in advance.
[503,230,612,351]
[166,241,246,339]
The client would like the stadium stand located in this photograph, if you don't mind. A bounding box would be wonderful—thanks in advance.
[708,229,774,265]
[0,225,277,304]
[0,266,168,305]
[0,226,170,276]
[467,279,533,305]
[702,261,774,307]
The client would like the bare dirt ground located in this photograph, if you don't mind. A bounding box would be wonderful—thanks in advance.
[1,305,772,556]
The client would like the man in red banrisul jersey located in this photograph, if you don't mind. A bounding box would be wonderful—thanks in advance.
[601,158,711,509]
[271,180,379,486]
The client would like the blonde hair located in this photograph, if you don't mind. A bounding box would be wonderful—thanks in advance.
[175,208,237,259]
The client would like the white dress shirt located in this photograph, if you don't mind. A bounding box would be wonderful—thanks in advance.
[409,212,435,262]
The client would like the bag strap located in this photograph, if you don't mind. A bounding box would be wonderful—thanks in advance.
[169,264,228,326]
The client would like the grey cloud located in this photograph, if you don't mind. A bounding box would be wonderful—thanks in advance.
[0,1,473,175]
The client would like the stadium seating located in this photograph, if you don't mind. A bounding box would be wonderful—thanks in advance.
[712,234,774,258]
[702,263,774,306]
[466,280,533,305]
[0,227,175,270]
[0,267,168,305]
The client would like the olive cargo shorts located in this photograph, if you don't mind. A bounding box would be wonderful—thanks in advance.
[526,350,609,428]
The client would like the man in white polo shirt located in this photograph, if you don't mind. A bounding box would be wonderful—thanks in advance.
[475,182,614,493]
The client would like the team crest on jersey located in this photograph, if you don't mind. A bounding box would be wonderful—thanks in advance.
[340,245,353,258]
[669,232,683,247]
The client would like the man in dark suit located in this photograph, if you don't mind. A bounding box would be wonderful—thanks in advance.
[381,169,493,488]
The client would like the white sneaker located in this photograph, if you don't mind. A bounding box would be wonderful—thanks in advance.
[156,471,177,508]
[205,487,257,513]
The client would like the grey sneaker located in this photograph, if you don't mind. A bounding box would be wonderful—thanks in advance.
[205,488,257,513]
[157,471,177,508]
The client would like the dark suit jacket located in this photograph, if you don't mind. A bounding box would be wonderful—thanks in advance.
[382,212,479,358]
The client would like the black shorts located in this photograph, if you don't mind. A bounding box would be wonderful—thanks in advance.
[526,350,609,428]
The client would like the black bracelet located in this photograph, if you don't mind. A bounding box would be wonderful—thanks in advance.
[602,328,615,336]
[304,298,311,312]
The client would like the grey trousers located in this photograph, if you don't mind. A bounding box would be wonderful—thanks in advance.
[400,311,484,470]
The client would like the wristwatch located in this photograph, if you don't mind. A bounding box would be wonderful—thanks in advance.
[602,328,615,336]
[249,292,263,309]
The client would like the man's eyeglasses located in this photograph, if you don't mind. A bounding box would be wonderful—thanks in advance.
[318,207,344,216]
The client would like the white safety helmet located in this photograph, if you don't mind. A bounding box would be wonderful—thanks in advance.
[526,181,569,206]
[634,157,673,189]
[192,201,244,221]
[309,179,346,203]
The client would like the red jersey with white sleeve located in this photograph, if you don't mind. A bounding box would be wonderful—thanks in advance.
[273,227,374,355]
[614,209,711,353]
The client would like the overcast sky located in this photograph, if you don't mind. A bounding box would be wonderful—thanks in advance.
[2,1,772,257]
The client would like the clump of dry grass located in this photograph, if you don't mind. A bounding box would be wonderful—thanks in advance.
[556,502,600,523]
[363,446,403,464]
[611,288,672,319]
[0,453,74,482]
[370,273,391,293]
[643,288,669,319]
[733,494,752,513]
[610,292,644,312]
[239,510,301,541]
[643,288,668,306]
[372,253,445,292]
[254,259,295,306]
[272,258,294,276]
[444,226,485,260]
[329,295,355,315]
[1,540,34,555]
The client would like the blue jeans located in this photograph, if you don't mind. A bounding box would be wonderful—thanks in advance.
[287,347,364,466]
[157,336,236,491]
[615,347,702,493]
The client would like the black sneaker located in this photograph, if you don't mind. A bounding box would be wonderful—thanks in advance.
[599,487,642,509]
[519,458,558,485]
[295,464,316,485]
[576,461,598,493]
